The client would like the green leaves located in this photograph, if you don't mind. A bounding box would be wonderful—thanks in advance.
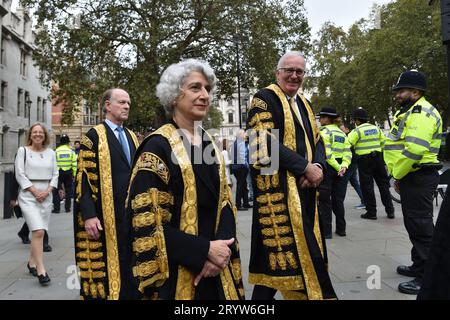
[21,0,310,131]
[308,0,447,126]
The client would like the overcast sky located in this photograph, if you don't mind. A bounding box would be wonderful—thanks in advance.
[303,0,394,38]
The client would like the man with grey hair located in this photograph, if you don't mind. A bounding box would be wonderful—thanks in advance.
[74,88,140,300]
[247,51,336,300]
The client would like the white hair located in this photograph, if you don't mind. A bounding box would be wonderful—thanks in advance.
[156,59,217,117]
[277,51,306,69]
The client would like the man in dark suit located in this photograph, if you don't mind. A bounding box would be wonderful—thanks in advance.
[74,88,139,300]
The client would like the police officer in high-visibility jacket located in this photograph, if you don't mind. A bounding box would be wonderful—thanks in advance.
[318,107,352,239]
[348,108,395,220]
[384,70,442,295]
[52,134,77,213]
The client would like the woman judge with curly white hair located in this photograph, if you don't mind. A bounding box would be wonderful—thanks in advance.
[126,59,245,300]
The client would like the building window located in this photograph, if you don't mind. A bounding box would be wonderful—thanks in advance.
[228,112,234,124]
[17,89,23,116]
[229,128,234,136]
[241,112,247,124]
[20,50,27,77]
[24,91,30,119]
[227,99,233,106]
[1,82,7,110]
[42,99,47,122]
[37,97,42,121]
[0,39,6,66]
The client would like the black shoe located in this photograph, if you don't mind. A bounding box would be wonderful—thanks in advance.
[361,213,377,220]
[27,262,37,277]
[243,204,253,209]
[52,210,60,214]
[237,207,248,211]
[398,278,421,295]
[37,273,51,286]
[18,233,30,244]
[396,265,420,277]
[43,244,52,252]
[335,231,346,237]
[387,212,395,219]
[65,208,71,213]
[324,234,332,239]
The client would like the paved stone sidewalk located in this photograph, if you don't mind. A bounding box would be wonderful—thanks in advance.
[0,186,444,300]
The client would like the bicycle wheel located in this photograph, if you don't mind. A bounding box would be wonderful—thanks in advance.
[389,176,401,203]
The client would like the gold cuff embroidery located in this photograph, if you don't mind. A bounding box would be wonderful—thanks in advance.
[249,112,272,127]
[133,152,170,185]
[249,97,268,112]
[81,135,93,149]
[133,257,168,278]
[132,237,157,254]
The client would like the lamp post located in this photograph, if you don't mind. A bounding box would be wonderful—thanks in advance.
[25,98,32,126]
[233,33,242,129]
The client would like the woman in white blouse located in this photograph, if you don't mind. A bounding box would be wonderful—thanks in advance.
[15,123,58,286]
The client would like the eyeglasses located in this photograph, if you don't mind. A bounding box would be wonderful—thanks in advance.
[278,68,306,76]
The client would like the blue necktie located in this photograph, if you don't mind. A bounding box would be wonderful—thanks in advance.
[116,127,131,164]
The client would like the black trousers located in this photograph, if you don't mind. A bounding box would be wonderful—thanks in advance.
[357,152,394,216]
[18,222,49,245]
[400,169,439,277]
[53,169,73,212]
[233,166,249,207]
[344,161,364,203]
[319,163,348,236]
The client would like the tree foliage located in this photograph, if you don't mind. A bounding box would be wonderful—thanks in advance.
[21,0,310,132]
[307,0,447,127]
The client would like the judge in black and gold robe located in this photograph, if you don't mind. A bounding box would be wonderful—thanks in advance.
[74,88,139,300]
[247,51,337,300]
[126,59,244,300]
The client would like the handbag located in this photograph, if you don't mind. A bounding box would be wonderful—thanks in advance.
[11,147,26,219]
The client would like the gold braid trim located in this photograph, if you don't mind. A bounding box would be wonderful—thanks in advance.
[78,261,106,270]
[131,189,174,211]
[248,273,304,291]
[249,112,273,127]
[77,241,103,250]
[76,251,103,260]
[256,193,284,204]
[261,226,292,237]
[81,135,93,149]
[263,237,294,247]
[132,209,172,229]
[132,237,157,254]
[249,97,268,112]
[80,271,106,279]
[133,256,168,278]
[259,215,289,226]
[94,124,120,300]
[258,203,287,215]
[286,251,298,269]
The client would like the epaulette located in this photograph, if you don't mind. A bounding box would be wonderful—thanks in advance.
[412,105,422,114]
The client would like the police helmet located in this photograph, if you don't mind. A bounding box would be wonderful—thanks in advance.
[352,108,369,121]
[60,134,70,144]
[392,70,427,92]
[318,107,339,118]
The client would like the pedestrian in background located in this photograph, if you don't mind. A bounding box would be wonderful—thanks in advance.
[15,123,58,286]
[52,134,77,213]
[348,108,394,220]
[318,107,352,239]
[340,123,365,209]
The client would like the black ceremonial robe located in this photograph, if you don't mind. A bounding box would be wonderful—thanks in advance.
[74,123,139,300]
[247,84,337,300]
[126,122,245,300]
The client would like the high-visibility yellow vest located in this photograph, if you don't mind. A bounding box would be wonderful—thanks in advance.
[384,96,442,180]
[348,123,385,156]
[55,144,77,176]
[320,124,352,172]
